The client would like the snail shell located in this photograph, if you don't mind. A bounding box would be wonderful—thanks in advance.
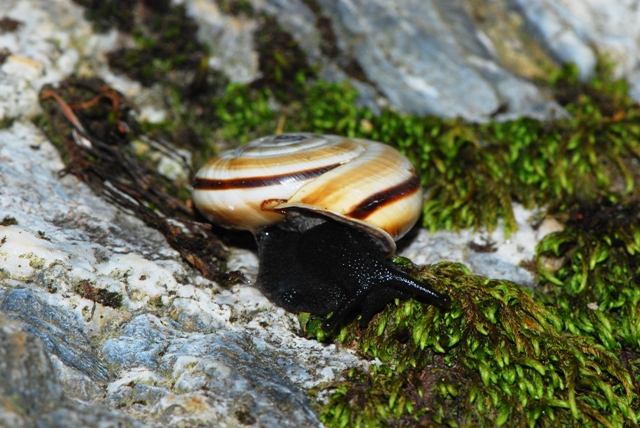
[192,133,423,253]
[193,133,449,332]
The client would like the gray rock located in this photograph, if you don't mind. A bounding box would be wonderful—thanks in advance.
[0,313,65,425]
[103,315,319,426]
[0,288,111,382]
[513,0,597,80]
[514,0,632,77]
[513,0,640,102]
[195,0,640,119]
[249,0,565,120]
[398,204,559,288]
[0,313,144,428]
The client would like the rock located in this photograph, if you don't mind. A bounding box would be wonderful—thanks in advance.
[184,0,260,84]
[513,0,640,102]
[0,312,143,428]
[399,204,543,288]
[200,0,640,119]
[0,0,96,121]
[102,315,320,426]
[248,0,566,121]
[0,5,363,419]
[0,288,111,383]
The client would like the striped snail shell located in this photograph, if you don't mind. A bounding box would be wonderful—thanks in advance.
[192,133,423,253]
[192,133,449,332]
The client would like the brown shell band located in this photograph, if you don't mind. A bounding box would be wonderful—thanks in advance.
[348,175,421,220]
[193,163,341,190]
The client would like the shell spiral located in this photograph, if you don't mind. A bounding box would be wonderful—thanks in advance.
[192,133,423,252]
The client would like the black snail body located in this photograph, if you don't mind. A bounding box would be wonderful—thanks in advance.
[192,133,450,331]
[256,221,449,332]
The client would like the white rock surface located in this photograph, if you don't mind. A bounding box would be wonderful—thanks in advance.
[400,204,563,288]
[0,0,97,121]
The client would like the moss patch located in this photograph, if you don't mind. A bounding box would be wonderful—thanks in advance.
[250,14,318,100]
[305,262,636,426]
[536,200,640,377]
[292,63,640,426]
[1,216,17,226]
[197,63,640,236]
[105,3,205,88]
[75,280,123,309]
[273,62,640,425]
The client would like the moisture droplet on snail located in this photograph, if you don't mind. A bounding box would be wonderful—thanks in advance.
[192,133,450,332]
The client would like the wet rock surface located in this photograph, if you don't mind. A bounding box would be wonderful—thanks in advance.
[1,0,640,426]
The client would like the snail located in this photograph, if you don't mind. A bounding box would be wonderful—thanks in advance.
[192,133,450,332]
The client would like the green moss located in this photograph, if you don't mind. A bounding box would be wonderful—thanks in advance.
[550,61,633,117]
[0,117,14,129]
[74,280,123,309]
[208,84,276,145]
[105,3,206,88]
[536,200,640,352]
[234,406,257,425]
[250,14,318,100]
[299,312,333,343]
[243,61,640,425]
[98,289,124,308]
[202,62,640,235]
[217,0,255,17]
[73,0,138,33]
[150,295,164,308]
[1,216,17,226]
[312,262,636,427]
